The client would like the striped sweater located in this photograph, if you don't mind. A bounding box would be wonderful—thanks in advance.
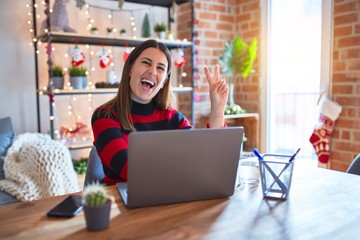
[91,100,192,185]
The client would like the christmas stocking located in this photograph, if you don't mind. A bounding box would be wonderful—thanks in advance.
[309,95,342,163]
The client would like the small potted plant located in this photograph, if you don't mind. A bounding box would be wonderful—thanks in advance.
[219,36,257,107]
[154,22,167,39]
[90,26,99,35]
[68,66,87,89]
[50,64,64,89]
[106,27,114,37]
[119,28,126,37]
[82,182,112,231]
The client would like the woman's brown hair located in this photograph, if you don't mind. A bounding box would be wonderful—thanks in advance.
[102,39,173,132]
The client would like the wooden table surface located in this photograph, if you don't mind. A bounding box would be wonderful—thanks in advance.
[1,159,360,240]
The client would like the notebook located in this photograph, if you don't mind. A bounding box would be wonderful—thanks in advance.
[116,127,244,208]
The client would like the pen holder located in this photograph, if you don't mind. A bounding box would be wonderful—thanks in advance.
[258,154,294,200]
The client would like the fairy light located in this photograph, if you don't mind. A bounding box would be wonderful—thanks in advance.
[130,12,137,38]
[26,2,34,47]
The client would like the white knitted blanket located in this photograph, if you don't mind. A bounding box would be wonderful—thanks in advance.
[0,133,80,201]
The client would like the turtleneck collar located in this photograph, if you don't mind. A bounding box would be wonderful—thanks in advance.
[130,99,157,116]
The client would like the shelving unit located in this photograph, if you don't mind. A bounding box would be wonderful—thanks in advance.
[32,0,194,149]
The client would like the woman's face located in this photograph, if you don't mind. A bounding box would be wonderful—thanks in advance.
[129,47,169,104]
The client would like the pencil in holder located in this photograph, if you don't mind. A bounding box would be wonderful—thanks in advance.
[258,154,294,200]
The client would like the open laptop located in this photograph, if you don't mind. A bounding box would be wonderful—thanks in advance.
[116,127,244,208]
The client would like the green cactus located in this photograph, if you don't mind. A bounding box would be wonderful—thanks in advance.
[82,182,108,207]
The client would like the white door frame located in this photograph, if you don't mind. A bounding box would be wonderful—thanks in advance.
[259,0,333,153]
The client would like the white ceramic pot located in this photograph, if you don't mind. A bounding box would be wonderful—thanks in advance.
[50,76,64,89]
[70,76,87,89]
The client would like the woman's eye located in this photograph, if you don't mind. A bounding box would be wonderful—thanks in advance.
[157,66,165,72]
[142,61,151,66]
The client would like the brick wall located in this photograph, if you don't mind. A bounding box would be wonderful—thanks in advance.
[177,0,261,127]
[330,0,360,171]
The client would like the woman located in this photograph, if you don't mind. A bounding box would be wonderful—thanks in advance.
[92,39,228,185]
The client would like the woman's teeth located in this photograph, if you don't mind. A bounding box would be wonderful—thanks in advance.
[141,79,155,88]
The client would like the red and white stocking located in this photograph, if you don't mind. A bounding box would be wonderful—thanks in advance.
[309,95,342,163]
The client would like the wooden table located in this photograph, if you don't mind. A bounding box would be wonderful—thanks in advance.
[1,159,359,239]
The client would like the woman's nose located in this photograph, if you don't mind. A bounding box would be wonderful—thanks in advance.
[148,67,156,77]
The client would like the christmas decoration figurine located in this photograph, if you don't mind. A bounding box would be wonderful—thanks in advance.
[309,94,342,164]
[96,49,112,69]
[41,0,76,33]
[69,45,85,67]
[171,48,186,68]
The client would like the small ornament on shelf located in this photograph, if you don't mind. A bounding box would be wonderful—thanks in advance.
[90,27,99,35]
[96,49,112,69]
[141,13,151,38]
[123,47,131,62]
[69,45,85,67]
[119,29,127,37]
[106,27,115,37]
[171,48,186,68]
[60,122,92,144]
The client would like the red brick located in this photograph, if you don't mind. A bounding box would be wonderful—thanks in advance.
[204,31,217,38]
[334,1,360,15]
[331,151,354,163]
[334,13,358,25]
[332,84,354,94]
[243,2,259,11]
[332,73,358,82]
[347,108,357,117]
[348,60,360,70]
[338,36,360,48]
[356,24,360,34]
[251,21,259,29]
[334,26,352,37]
[216,23,233,31]
[209,4,226,12]
[219,14,234,23]
[198,21,211,29]
[330,161,350,172]
[236,13,251,22]
[333,61,346,71]
[337,116,360,128]
[199,12,217,20]
[341,130,351,140]
[333,50,339,60]
[333,140,360,153]
[342,48,360,59]
[354,131,360,141]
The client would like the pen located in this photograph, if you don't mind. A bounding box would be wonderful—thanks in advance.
[253,148,263,160]
[289,148,301,162]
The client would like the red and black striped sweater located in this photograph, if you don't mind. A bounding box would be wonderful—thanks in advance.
[91,100,192,186]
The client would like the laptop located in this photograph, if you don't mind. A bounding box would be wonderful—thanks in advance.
[116,127,244,208]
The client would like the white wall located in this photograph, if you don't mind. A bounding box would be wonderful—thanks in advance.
[0,0,37,134]
[0,0,169,158]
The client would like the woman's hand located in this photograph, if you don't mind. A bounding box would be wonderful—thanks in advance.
[204,65,229,128]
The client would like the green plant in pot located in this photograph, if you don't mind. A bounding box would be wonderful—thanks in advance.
[82,182,112,231]
[154,22,167,39]
[50,64,64,89]
[68,66,87,89]
[219,36,257,114]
